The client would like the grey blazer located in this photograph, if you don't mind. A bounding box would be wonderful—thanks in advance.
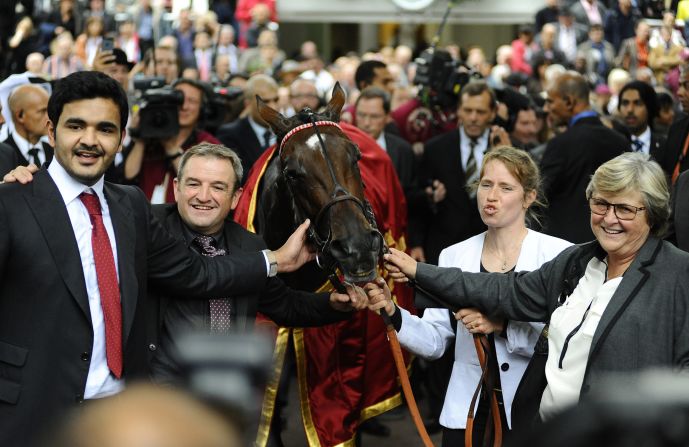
[414,236,689,400]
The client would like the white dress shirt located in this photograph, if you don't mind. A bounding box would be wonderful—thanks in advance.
[11,131,47,165]
[632,126,651,155]
[375,133,387,152]
[540,256,621,420]
[248,116,276,148]
[459,126,488,174]
[47,160,124,399]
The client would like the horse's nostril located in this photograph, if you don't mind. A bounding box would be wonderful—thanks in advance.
[370,231,381,251]
[330,239,348,257]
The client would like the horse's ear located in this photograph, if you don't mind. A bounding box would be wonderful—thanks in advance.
[257,95,291,135]
[323,82,346,122]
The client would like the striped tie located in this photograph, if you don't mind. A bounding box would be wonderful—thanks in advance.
[465,139,479,196]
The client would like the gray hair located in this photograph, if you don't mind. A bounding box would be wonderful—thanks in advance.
[177,142,244,191]
[585,152,670,236]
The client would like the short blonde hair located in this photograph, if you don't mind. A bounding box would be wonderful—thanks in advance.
[585,152,670,236]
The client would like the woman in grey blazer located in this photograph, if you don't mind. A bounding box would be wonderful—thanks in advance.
[370,152,689,428]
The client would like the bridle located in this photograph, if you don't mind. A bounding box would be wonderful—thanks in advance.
[278,112,386,283]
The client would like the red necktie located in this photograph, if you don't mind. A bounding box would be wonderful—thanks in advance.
[79,192,123,378]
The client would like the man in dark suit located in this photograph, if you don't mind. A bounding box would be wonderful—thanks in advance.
[669,169,689,252]
[541,72,628,243]
[354,86,425,250]
[0,83,53,177]
[150,142,357,382]
[0,71,341,447]
[217,74,278,182]
[415,81,511,265]
[658,64,689,184]
[617,80,665,161]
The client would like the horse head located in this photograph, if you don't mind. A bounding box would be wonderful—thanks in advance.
[257,83,382,283]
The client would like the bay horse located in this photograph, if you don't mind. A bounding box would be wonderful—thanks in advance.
[234,83,419,446]
[253,83,383,289]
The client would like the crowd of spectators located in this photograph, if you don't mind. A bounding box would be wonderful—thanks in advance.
[5,0,689,444]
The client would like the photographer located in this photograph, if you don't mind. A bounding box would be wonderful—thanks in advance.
[124,78,221,203]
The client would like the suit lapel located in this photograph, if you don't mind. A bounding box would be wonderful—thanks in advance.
[105,184,138,345]
[5,136,29,166]
[28,171,91,321]
[588,238,660,361]
[384,134,400,169]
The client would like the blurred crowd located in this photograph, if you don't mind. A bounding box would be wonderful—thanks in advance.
[5,0,689,445]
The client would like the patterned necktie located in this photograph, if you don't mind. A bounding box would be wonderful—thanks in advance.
[262,129,272,150]
[465,138,479,196]
[192,235,232,333]
[79,192,123,378]
[28,147,41,166]
[632,137,644,153]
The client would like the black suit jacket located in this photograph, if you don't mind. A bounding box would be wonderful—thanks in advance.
[540,115,629,243]
[0,170,268,447]
[0,134,54,176]
[384,132,425,247]
[669,169,689,252]
[417,129,485,264]
[658,113,689,178]
[149,204,349,383]
[216,117,264,183]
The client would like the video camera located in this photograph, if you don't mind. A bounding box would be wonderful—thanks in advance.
[204,85,244,132]
[132,77,184,139]
[414,48,481,109]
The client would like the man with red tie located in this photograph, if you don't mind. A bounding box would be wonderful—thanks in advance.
[0,71,336,447]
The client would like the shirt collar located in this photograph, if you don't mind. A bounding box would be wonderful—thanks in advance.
[459,126,489,148]
[47,158,106,207]
[636,126,651,146]
[569,110,598,127]
[248,116,273,141]
[11,131,38,158]
[375,133,387,151]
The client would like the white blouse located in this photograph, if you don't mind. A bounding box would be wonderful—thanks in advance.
[540,256,622,420]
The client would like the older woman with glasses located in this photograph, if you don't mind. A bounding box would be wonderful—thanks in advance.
[369,152,689,428]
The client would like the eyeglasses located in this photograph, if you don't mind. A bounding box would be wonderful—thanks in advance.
[588,197,646,220]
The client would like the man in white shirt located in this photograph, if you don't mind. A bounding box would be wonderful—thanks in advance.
[0,83,52,177]
[0,70,332,447]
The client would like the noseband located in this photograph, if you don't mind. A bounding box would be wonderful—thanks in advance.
[278,113,386,281]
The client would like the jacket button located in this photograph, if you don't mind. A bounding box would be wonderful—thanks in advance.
[581,384,591,394]
[500,362,509,372]
[80,352,90,362]
[148,343,157,352]
[75,394,84,404]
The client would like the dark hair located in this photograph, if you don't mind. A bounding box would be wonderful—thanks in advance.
[618,80,659,122]
[554,72,590,104]
[354,60,387,90]
[657,91,674,110]
[355,86,391,113]
[48,71,129,131]
[458,80,497,110]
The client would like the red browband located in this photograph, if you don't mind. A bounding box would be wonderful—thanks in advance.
[279,121,342,155]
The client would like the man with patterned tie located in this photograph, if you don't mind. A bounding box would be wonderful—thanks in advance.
[618,80,665,161]
[150,142,361,384]
[414,81,510,265]
[0,71,351,447]
[217,74,279,183]
[0,84,53,177]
